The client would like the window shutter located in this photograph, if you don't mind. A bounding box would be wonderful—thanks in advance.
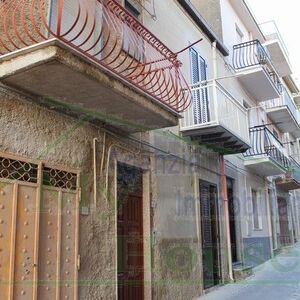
[199,56,209,123]
[190,49,201,124]
[200,182,215,289]
[190,49,209,124]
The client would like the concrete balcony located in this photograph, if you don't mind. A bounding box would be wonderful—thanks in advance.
[264,88,300,138]
[260,21,292,77]
[275,157,300,191]
[233,40,282,101]
[0,0,191,133]
[294,94,300,106]
[243,125,290,176]
[180,81,250,154]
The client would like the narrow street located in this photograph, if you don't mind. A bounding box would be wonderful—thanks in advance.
[1,0,300,299]
[197,243,300,300]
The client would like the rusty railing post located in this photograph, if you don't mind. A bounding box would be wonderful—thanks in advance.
[56,0,63,37]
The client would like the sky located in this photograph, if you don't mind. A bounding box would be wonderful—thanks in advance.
[247,0,300,86]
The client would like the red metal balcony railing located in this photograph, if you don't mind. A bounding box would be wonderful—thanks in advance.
[0,0,191,113]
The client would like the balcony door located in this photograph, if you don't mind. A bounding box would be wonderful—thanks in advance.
[190,49,209,124]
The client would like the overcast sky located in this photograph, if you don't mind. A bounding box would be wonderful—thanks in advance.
[247,0,300,85]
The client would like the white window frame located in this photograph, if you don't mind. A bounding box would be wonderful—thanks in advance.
[235,24,244,44]
[189,48,209,124]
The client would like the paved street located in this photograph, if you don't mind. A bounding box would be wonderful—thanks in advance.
[197,243,300,300]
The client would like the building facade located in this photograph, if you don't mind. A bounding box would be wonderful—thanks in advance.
[186,0,300,276]
[0,0,299,299]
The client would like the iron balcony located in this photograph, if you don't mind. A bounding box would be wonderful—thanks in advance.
[180,81,250,154]
[275,157,300,191]
[263,87,300,138]
[243,125,290,176]
[260,21,292,77]
[0,0,191,132]
[233,40,282,101]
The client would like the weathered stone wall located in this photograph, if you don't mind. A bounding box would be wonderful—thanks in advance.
[1,85,211,299]
[0,87,152,299]
[149,129,227,299]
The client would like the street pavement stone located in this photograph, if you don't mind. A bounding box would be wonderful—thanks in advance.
[196,243,300,300]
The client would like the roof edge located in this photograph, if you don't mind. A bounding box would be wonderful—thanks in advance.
[243,0,265,42]
[177,0,229,56]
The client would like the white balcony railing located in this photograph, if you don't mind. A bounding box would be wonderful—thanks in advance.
[264,88,300,123]
[181,81,250,144]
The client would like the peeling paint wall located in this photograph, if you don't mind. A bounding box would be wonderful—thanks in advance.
[1,85,215,299]
[149,128,229,299]
[0,87,153,299]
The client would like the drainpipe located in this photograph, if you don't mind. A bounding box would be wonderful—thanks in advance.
[93,138,99,209]
[288,193,296,244]
[213,40,233,281]
[220,155,233,281]
[264,178,274,257]
[273,185,280,247]
[212,41,218,120]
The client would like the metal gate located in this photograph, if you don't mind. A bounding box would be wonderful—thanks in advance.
[0,153,80,300]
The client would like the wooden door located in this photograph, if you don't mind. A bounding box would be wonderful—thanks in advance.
[0,154,79,300]
[227,178,237,263]
[117,192,144,300]
[278,198,291,245]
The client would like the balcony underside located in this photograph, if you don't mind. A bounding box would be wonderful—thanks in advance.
[275,177,300,191]
[244,156,286,176]
[294,95,300,106]
[264,40,292,77]
[266,107,300,138]
[181,124,250,154]
[237,67,280,101]
[0,40,179,133]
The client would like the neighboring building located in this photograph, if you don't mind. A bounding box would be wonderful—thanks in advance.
[186,0,300,273]
[0,0,299,300]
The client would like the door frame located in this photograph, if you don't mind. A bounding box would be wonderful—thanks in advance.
[115,160,151,300]
[226,177,239,263]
